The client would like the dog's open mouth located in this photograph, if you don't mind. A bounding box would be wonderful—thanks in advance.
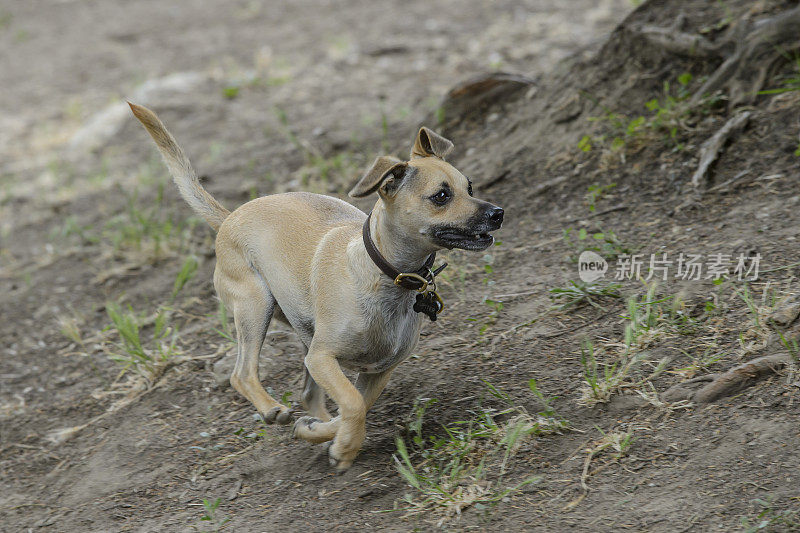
[431,228,495,250]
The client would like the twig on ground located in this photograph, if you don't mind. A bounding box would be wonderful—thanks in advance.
[705,169,751,193]
[691,111,751,188]
[661,353,793,404]
[530,174,569,196]
[563,204,628,224]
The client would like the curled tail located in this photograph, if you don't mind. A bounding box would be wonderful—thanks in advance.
[128,102,230,231]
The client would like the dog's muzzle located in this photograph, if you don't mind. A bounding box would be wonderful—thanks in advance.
[430,203,504,251]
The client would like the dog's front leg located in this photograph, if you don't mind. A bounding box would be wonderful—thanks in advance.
[294,348,366,470]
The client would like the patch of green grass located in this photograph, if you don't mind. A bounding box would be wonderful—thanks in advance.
[14,28,30,42]
[213,300,235,343]
[563,226,631,262]
[198,497,231,532]
[579,340,639,406]
[758,52,800,96]
[549,280,621,310]
[736,284,762,328]
[578,284,680,406]
[672,347,726,379]
[52,216,100,246]
[473,297,504,335]
[578,426,636,494]
[699,1,734,34]
[58,315,84,345]
[103,181,199,261]
[577,72,722,157]
[594,426,635,459]
[392,382,564,524]
[575,101,647,160]
[105,302,180,386]
[643,72,694,150]
[734,284,784,356]
[280,390,292,407]
[0,9,12,30]
[222,85,240,99]
[171,256,199,300]
[621,282,697,346]
[740,496,800,532]
[577,134,593,152]
[470,245,506,334]
[586,182,616,212]
[487,379,569,435]
[777,331,800,362]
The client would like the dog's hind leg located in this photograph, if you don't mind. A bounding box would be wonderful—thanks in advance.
[355,370,394,411]
[229,286,292,426]
[302,367,331,422]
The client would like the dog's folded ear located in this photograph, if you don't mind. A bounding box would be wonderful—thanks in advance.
[348,156,408,198]
[410,127,454,160]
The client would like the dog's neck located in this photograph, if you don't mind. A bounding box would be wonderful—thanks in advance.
[368,204,436,274]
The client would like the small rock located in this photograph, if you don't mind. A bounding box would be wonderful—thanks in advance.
[768,294,800,328]
[550,92,583,124]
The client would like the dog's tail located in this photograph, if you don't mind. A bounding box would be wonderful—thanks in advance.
[128,102,230,231]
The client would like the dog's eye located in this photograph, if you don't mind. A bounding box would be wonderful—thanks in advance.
[467,180,473,197]
[430,189,451,206]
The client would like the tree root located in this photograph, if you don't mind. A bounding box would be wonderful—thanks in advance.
[438,72,535,122]
[691,111,751,188]
[630,13,721,59]
[630,7,800,109]
[689,6,800,108]
[661,354,793,404]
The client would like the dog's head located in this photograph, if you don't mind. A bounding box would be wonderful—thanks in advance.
[349,127,504,252]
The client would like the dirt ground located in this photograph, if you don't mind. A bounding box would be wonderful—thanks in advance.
[3,0,800,531]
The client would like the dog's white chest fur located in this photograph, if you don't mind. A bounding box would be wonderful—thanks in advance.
[338,289,422,373]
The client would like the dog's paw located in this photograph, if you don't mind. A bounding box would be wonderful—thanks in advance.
[328,440,358,472]
[263,405,292,425]
[292,415,318,437]
[293,416,335,443]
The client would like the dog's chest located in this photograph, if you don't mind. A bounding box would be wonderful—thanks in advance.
[339,293,422,373]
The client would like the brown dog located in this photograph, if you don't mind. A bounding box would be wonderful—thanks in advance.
[129,103,503,470]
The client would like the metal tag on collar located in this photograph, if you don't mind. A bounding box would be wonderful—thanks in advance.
[429,290,444,314]
[414,289,444,321]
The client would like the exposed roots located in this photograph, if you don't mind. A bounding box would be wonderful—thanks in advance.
[691,111,751,188]
[689,6,800,108]
[631,13,721,59]
[661,353,794,404]
[437,72,536,125]
[631,6,800,109]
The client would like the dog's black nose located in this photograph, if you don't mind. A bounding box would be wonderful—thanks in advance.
[487,206,504,227]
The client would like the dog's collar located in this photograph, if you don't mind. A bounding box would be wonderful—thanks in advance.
[362,213,446,292]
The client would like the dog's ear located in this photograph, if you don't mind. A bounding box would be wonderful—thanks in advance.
[349,156,408,198]
[410,127,454,160]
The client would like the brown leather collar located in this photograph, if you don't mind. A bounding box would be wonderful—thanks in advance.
[362,213,445,291]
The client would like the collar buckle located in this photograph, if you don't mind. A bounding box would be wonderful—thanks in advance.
[394,273,429,292]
